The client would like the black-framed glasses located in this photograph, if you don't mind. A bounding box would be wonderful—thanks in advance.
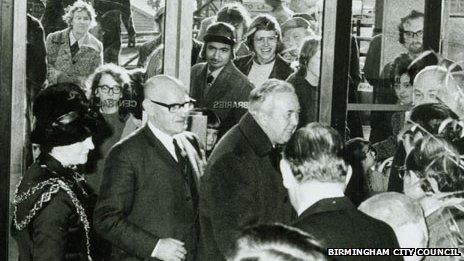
[404,30,423,38]
[149,99,195,113]
[98,85,122,94]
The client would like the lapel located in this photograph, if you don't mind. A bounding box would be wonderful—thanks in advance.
[56,29,73,66]
[141,125,182,173]
[240,54,254,75]
[270,55,284,79]
[204,62,234,105]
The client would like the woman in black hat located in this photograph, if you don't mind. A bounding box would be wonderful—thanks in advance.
[11,82,104,261]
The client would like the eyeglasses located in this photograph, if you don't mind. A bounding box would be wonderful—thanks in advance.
[404,30,423,38]
[149,99,195,113]
[98,85,121,94]
[254,35,278,45]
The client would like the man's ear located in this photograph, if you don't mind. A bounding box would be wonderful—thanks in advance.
[344,165,353,188]
[280,159,298,189]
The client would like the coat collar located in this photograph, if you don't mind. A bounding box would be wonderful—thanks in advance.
[65,28,101,52]
[298,196,355,219]
[238,112,273,156]
[141,124,181,172]
[237,53,289,78]
[203,61,235,100]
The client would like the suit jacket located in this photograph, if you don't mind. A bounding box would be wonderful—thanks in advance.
[93,125,199,261]
[198,113,295,260]
[233,53,293,84]
[46,28,103,87]
[293,197,402,261]
[190,61,253,137]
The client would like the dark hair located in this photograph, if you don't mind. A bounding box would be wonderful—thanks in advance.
[216,3,251,34]
[88,63,132,122]
[228,223,329,261]
[344,138,373,205]
[410,103,459,135]
[406,136,464,193]
[398,10,424,44]
[190,107,221,129]
[127,68,146,120]
[284,123,348,183]
[246,14,283,53]
[296,36,321,78]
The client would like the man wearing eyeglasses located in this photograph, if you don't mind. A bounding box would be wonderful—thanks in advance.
[369,10,424,145]
[95,75,201,261]
[190,22,253,138]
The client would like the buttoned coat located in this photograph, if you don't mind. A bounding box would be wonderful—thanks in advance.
[293,197,402,261]
[45,28,103,86]
[190,61,253,137]
[198,113,295,261]
[93,125,199,261]
[233,53,294,85]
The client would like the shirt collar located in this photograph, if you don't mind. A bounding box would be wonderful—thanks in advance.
[207,65,225,80]
[147,121,178,161]
[69,31,88,47]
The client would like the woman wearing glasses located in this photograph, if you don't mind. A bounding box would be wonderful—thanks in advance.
[234,14,293,88]
[12,83,103,260]
[86,63,132,194]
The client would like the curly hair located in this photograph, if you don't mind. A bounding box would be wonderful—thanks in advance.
[88,63,132,122]
[62,0,97,29]
[406,135,464,193]
[284,122,349,184]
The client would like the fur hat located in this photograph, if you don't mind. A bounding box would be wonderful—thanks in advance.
[204,22,236,46]
[31,83,100,147]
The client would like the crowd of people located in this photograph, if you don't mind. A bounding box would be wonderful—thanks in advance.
[14,0,464,260]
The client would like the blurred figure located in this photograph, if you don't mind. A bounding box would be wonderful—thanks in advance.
[287,36,321,128]
[45,0,103,88]
[413,65,447,105]
[41,0,77,35]
[86,63,132,194]
[94,75,201,261]
[280,123,402,260]
[359,192,428,261]
[11,83,103,260]
[190,108,221,157]
[281,17,314,63]
[234,14,293,88]
[121,68,146,138]
[216,2,252,57]
[404,136,464,258]
[388,103,459,192]
[146,44,165,78]
[199,79,299,261]
[264,0,294,25]
[190,22,253,138]
[344,138,377,206]
[93,0,137,64]
[372,55,415,161]
[228,224,329,261]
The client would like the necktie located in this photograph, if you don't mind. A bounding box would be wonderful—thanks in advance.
[204,74,214,97]
[70,41,79,58]
[269,145,283,172]
[173,140,199,208]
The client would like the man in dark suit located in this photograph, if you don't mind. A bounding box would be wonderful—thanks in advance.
[94,75,200,261]
[280,123,403,261]
[198,79,300,260]
[190,22,253,138]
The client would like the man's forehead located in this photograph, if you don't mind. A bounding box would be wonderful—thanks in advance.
[404,17,423,29]
[206,41,231,49]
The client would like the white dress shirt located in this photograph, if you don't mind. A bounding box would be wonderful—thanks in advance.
[147,121,178,161]
[69,31,88,47]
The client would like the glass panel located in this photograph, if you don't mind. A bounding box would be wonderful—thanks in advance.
[190,0,324,149]
[350,0,425,143]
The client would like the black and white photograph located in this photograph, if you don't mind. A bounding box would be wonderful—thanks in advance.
[1,0,464,260]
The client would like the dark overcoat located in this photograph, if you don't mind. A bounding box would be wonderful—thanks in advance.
[190,61,253,137]
[198,113,295,261]
[11,155,102,261]
[93,125,199,261]
[293,197,403,261]
[233,53,293,84]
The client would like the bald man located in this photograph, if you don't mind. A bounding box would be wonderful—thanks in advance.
[94,75,200,261]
